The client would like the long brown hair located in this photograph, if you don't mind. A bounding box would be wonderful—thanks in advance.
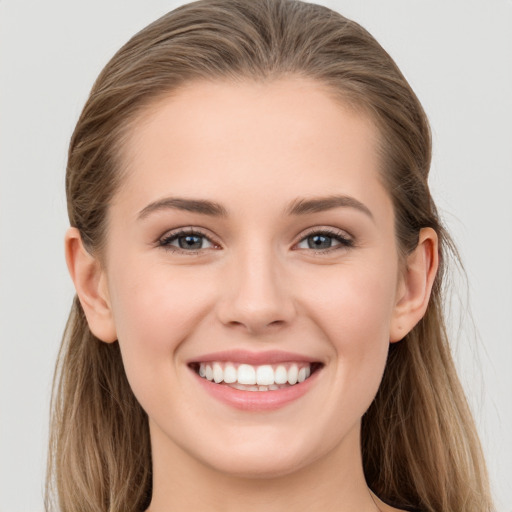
[46,1,494,511]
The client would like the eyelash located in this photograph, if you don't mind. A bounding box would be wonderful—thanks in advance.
[295,228,354,254]
[157,227,354,255]
[158,228,219,254]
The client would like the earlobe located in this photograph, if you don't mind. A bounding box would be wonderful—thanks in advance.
[65,227,117,343]
[390,227,439,343]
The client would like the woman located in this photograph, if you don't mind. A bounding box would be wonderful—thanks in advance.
[46,1,494,511]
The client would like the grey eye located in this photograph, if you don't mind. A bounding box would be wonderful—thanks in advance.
[160,231,215,251]
[177,234,207,250]
[296,231,352,251]
[305,234,335,249]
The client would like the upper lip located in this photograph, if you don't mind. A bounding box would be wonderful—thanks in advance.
[187,350,319,365]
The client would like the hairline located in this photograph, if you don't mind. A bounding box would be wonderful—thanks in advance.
[95,74,400,263]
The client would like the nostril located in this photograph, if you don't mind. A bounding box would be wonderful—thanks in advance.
[224,316,291,335]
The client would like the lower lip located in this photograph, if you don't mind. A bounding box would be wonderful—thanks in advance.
[192,369,320,411]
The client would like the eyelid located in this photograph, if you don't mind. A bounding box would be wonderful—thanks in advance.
[154,225,354,255]
[298,225,353,238]
[157,227,221,253]
[293,226,354,253]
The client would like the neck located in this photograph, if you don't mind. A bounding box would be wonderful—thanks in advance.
[146,421,381,512]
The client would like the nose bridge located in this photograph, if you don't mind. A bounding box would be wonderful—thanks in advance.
[217,239,295,334]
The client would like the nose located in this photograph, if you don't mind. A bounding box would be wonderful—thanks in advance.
[216,246,296,336]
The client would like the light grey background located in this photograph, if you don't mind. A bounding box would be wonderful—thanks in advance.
[1,1,511,511]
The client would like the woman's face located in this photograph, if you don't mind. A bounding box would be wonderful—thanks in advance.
[100,78,404,477]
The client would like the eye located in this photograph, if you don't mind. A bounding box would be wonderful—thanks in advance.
[295,229,353,252]
[158,229,218,253]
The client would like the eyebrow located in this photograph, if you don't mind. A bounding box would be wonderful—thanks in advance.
[137,194,373,221]
[138,197,228,219]
[285,195,374,220]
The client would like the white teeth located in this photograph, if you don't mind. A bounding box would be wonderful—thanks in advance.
[223,364,237,384]
[287,364,298,385]
[237,364,257,385]
[213,363,223,383]
[256,365,274,385]
[231,384,259,391]
[230,382,286,392]
[274,365,288,384]
[195,361,315,388]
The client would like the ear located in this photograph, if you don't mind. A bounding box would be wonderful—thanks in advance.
[65,227,117,343]
[390,227,439,343]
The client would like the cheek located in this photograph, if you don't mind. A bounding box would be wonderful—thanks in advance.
[301,260,398,342]
[105,258,217,387]
[299,262,397,398]
[109,257,211,337]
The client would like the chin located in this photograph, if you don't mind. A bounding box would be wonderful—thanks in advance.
[206,449,314,480]
[183,426,328,480]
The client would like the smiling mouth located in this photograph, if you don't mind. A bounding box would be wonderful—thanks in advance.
[189,361,323,391]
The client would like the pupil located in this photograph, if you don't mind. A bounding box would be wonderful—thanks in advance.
[308,234,331,249]
[179,235,202,249]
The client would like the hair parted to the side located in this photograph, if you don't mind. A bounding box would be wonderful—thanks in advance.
[46,1,494,511]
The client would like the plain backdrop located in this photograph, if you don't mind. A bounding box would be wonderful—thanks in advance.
[1,1,511,511]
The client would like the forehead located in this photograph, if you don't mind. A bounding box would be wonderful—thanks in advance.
[115,78,390,220]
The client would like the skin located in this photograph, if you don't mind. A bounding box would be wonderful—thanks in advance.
[66,78,438,512]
